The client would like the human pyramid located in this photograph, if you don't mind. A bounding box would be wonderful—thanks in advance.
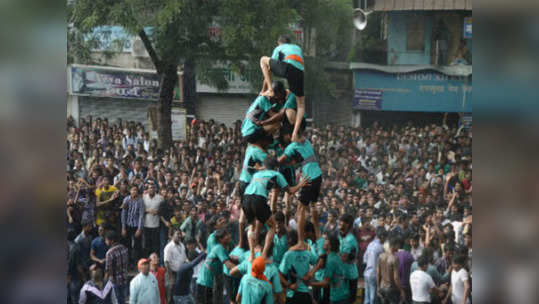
[239,34,322,256]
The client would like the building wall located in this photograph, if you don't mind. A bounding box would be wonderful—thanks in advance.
[387,11,433,65]
[78,96,155,128]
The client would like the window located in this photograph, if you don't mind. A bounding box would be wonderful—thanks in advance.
[407,16,425,51]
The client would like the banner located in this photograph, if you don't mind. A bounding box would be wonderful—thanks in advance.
[353,69,472,112]
[171,108,186,141]
[353,89,383,110]
[70,65,181,101]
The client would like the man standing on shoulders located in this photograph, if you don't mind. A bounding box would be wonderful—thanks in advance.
[143,183,164,256]
[105,231,129,304]
[164,230,187,303]
[130,258,161,304]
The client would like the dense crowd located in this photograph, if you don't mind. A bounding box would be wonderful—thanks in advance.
[66,114,472,304]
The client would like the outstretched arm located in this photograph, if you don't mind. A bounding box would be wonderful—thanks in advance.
[260,109,285,126]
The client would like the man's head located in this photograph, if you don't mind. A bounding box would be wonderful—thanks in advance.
[172,230,181,244]
[105,230,118,246]
[130,185,139,198]
[304,221,316,241]
[271,81,287,104]
[102,175,111,187]
[338,214,354,236]
[389,236,401,253]
[324,232,340,253]
[277,34,291,45]
[264,156,279,171]
[89,264,103,282]
[274,211,286,235]
[452,255,466,271]
[147,183,156,196]
[215,229,231,246]
[417,254,429,271]
[97,224,106,237]
[82,219,93,234]
[376,226,387,243]
[149,252,159,266]
[138,258,150,275]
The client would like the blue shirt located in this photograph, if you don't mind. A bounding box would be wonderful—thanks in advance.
[284,140,322,180]
[363,238,384,279]
[241,96,276,137]
[271,43,304,71]
[90,236,109,260]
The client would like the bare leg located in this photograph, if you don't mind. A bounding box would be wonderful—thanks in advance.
[285,108,296,126]
[259,56,273,96]
[262,217,275,259]
[291,96,305,142]
[297,203,306,246]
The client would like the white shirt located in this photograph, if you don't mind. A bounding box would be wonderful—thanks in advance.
[143,193,163,228]
[410,269,435,302]
[164,240,186,272]
[451,268,470,304]
[129,272,161,304]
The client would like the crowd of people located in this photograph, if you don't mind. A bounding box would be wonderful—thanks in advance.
[66,107,472,304]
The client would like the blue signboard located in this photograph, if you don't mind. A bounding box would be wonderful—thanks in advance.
[353,69,472,113]
[464,17,472,39]
[353,89,383,110]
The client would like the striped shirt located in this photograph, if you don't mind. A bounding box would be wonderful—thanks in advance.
[105,244,129,286]
[121,196,144,229]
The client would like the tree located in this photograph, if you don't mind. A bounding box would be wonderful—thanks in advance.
[69,0,225,149]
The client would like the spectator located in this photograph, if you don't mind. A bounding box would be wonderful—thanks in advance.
[377,237,406,304]
[164,230,187,303]
[444,255,470,304]
[410,255,438,304]
[173,240,206,304]
[75,219,93,268]
[90,224,109,267]
[149,253,166,304]
[105,231,129,304]
[68,229,86,304]
[121,185,144,265]
[79,264,118,304]
[363,227,386,304]
[143,183,163,256]
[130,258,161,304]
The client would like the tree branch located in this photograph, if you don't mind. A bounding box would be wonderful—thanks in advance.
[138,28,162,73]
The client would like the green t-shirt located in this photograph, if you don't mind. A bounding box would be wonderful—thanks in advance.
[239,145,268,183]
[271,43,304,71]
[237,253,283,294]
[284,140,322,180]
[237,273,274,304]
[283,92,307,118]
[206,232,217,254]
[241,96,275,137]
[279,249,317,298]
[196,243,229,287]
[244,170,289,198]
[273,233,288,266]
[339,233,359,279]
[224,246,247,276]
[308,238,326,281]
[355,177,368,189]
[324,252,351,302]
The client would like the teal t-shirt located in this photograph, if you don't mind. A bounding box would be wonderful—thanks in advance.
[237,273,274,304]
[271,43,304,71]
[206,232,217,254]
[283,92,307,118]
[197,243,229,287]
[308,238,326,281]
[324,252,351,302]
[279,249,317,298]
[284,140,322,180]
[237,253,283,294]
[273,233,288,266]
[241,96,275,137]
[244,170,289,198]
[224,246,247,276]
[239,145,268,183]
[338,233,359,279]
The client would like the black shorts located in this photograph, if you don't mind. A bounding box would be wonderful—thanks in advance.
[280,166,296,186]
[282,113,306,134]
[243,127,273,144]
[298,176,322,206]
[242,194,271,224]
[285,291,312,304]
[270,59,304,97]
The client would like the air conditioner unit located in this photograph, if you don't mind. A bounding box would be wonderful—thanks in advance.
[132,37,149,58]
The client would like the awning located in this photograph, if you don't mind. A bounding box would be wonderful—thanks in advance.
[372,0,472,11]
